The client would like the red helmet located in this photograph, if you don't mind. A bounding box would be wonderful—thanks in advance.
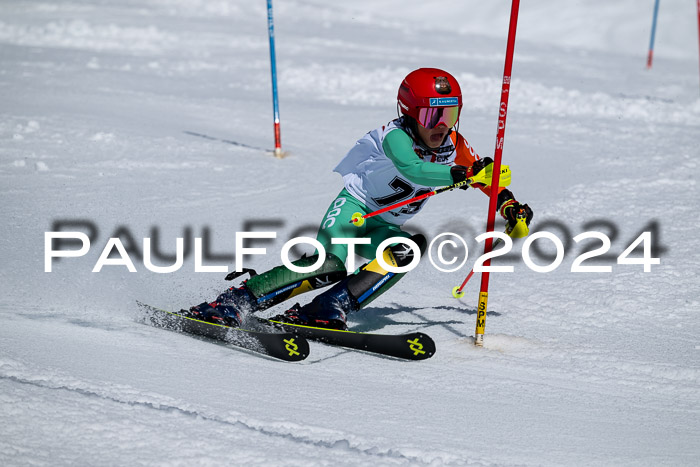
[397,68,462,129]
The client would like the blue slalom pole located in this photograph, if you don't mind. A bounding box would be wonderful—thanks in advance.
[647,0,660,68]
[267,0,283,157]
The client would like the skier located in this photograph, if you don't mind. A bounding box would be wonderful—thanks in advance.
[187,68,532,330]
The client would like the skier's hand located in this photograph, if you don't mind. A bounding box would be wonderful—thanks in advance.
[453,158,511,190]
[468,157,493,189]
[503,201,533,228]
[471,157,493,178]
[450,165,470,189]
[451,159,493,190]
[498,189,533,229]
[450,165,469,183]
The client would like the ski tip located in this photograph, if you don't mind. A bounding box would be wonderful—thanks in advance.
[274,334,310,362]
[406,332,436,360]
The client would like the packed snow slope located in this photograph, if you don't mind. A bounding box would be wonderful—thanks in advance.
[1,0,699,465]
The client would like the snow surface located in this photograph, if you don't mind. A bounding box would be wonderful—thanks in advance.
[2,0,700,465]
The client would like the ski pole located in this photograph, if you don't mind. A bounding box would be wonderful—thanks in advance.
[452,239,501,299]
[350,179,469,227]
[452,212,528,298]
[349,164,511,227]
[474,0,521,347]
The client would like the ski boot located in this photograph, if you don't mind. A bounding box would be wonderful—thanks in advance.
[184,280,258,327]
[271,234,427,331]
[271,277,355,330]
[184,301,244,327]
[186,253,347,326]
[273,303,348,330]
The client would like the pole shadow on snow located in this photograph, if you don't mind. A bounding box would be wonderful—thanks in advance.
[183,131,274,153]
[348,304,501,339]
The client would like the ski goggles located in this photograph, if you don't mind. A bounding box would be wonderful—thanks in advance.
[417,105,460,129]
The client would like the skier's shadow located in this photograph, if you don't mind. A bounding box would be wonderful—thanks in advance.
[347,303,501,339]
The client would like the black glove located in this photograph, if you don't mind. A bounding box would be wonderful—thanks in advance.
[471,157,493,177]
[452,158,497,190]
[497,189,533,228]
[468,157,494,189]
[450,165,469,184]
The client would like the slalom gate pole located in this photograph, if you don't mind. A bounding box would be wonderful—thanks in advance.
[647,0,660,68]
[267,0,283,158]
[474,0,521,347]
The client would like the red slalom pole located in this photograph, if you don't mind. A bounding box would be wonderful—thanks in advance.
[474,0,520,347]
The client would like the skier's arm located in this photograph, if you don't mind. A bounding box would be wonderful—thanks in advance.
[452,132,532,227]
[382,129,454,186]
[453,133,507,198]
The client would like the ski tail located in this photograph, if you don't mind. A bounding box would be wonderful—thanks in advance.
[139,302,309,362]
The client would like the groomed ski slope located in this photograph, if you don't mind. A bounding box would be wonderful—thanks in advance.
[1,0,699,465]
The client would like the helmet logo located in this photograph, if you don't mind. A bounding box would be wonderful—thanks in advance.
[434,76,451,95]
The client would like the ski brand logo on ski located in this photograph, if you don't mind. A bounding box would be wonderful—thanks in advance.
[407,337,426,356]
[265,318,436,360]
[284,338,300,357]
